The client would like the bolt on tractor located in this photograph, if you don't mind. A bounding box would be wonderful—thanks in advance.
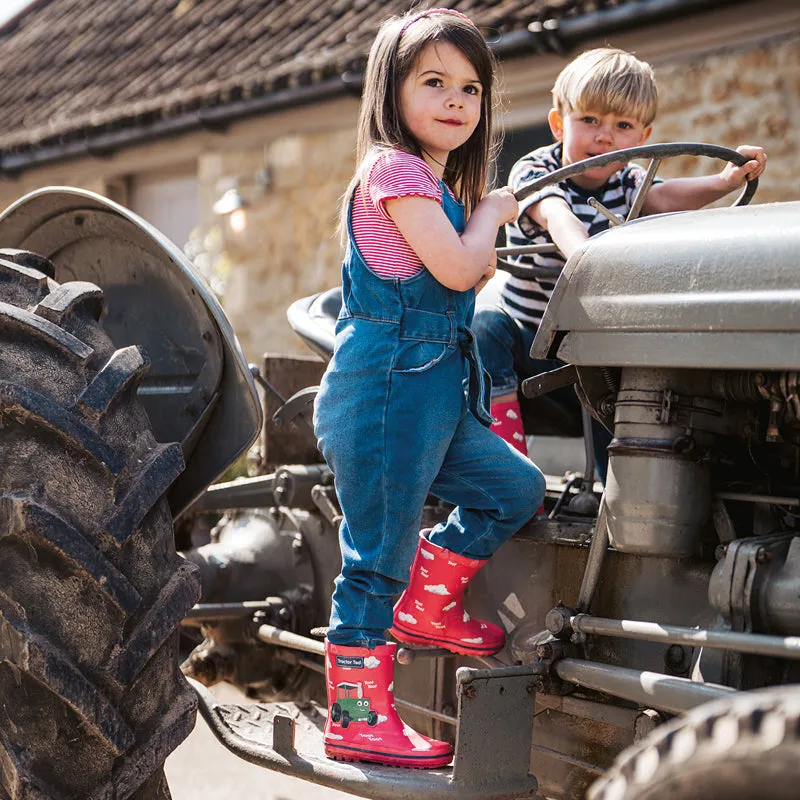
[1,142,799,800]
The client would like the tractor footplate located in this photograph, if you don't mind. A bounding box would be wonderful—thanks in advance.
[396,644,453,664]
[190,672,539,800]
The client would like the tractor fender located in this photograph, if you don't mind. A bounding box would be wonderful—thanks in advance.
[532,201,800,370]
[0,186,262,515]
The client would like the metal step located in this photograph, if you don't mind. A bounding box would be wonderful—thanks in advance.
[189,662,540,800]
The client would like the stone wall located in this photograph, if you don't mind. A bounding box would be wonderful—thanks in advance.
[651,34,799,203]
[200,128,356,362]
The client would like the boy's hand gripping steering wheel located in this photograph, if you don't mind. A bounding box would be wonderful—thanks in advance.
[496,142,759,280]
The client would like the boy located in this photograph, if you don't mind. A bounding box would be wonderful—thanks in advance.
[474,47,766,464]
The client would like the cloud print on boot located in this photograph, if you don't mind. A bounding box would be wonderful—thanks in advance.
[402,724,432,751]
[424,584,450,595]
[397,611,417,624]
[364,656,381,669]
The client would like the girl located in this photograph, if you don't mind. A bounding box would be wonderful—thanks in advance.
[314,7,545,768]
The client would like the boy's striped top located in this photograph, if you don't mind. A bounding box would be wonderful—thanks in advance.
[503,141,660,326]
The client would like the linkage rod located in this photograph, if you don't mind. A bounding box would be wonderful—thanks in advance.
[496,244,559,256]
[587,197,623,226]
[569,614,800,660]
[555,658,734,714]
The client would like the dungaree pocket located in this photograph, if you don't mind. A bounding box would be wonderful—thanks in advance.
[391,340,450,373]
[392,307,455,373]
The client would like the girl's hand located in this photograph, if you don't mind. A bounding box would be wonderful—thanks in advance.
[481,187,519,226]
[719,145,767,189]
[474,251,497,294]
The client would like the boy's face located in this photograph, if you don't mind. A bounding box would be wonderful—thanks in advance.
[549,108,652,190]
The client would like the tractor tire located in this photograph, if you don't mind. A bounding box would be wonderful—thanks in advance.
[0,251,201,799]
[588,685,800,800]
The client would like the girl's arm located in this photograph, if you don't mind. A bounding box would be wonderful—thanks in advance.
[385,187,518,292]
[643,145,767,215]
[474,249,497,294]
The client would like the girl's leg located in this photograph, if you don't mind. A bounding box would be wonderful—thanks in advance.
[323,640,453,767]
[322,352,464,648]
[429,409,545,558]
[389,412,545,655]
[317,351,463,767]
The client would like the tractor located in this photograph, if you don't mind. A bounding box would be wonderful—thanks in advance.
[1,141,799,800]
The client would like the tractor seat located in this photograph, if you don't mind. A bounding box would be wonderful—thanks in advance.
[286,287,341,362]
[286,286,582,438]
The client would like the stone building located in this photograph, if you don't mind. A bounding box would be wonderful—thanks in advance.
[0,0,796,361]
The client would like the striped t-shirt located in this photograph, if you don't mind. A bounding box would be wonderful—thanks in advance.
[503,141,660,326]
[352,149,455,279]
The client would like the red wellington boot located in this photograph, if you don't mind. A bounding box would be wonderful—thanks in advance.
[389,533,506,656]
[490,398,527,456]
[323,640,453,768]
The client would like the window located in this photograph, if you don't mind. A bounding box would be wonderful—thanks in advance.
[128,167,199,254]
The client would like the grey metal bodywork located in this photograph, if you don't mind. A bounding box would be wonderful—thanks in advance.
[0,187,262,514]
[532,201,800,369]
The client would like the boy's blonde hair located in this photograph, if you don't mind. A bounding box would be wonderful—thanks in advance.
[552,48,658,126]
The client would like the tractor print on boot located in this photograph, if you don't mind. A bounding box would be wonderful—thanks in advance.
[324,640,452,768]
[390,532,506,655]
[330,681,378,728]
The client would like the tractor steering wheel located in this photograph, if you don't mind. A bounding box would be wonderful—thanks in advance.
[496,142,759,280]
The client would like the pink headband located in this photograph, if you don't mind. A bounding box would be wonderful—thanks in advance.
[400,7,476,35]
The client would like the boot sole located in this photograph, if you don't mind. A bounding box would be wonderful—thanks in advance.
[325,743,453,769]
[389,625,503,656]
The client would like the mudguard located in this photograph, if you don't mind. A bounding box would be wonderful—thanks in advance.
[0,187,262,516]
[531,201,800,370]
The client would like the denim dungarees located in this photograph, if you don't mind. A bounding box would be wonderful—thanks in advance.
[314,177,545,648]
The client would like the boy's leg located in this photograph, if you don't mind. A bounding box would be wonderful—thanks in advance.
[472,305,528,454]
[519,348,611,485]
[472,305,523,400]
[474,305,611,484]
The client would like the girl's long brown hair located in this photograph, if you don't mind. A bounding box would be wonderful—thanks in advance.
[339,9,499,240]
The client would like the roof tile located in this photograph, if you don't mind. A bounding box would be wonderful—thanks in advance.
[0,0,713,153]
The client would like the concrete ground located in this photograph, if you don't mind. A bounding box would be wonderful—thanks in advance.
[165,683,358,800]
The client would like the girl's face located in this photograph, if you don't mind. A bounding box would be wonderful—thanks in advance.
[398,41,483,175]
[549,107,652,190]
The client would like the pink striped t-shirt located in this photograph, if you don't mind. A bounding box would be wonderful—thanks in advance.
[351,150,455,279]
